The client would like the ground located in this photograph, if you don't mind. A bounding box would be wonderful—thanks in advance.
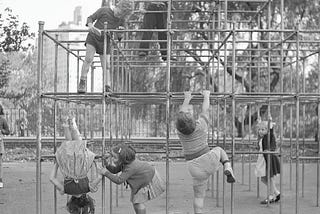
[0,161,320,214]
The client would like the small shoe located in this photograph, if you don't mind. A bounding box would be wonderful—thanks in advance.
[274,193,280,202]
[224,168,236,183]
[260,195,275,204]
[138,51,147,57]
[77,78,87,93]
[0,182,3,188]
[161,56,177,62]
[191,4,201,13]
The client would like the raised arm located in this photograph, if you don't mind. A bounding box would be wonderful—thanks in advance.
[201,90,210,118]
[179,91,193,113]
[89,161,103,192]
[49,163,64,195]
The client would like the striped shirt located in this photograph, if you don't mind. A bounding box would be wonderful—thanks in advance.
[177,114,210,160]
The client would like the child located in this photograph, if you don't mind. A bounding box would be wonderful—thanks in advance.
[78,0,134,93]
[50,117,102,214]
[99,143,165,214]
[138,1,169,61]
[255,117,281,204]
[175,91,235,214]
[0,104,10,188]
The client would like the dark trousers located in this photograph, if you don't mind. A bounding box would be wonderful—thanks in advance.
[139,3,167,57]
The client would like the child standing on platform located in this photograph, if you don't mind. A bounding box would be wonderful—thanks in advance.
[99,143,165,214]
[50,116,102,214]
[0,104,10,188]
[78,0,134,93]
[175,91,235,214]
[255,117,281,204]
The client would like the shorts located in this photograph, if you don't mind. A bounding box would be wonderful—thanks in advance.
[187,148,221,198]
[131,170,165,204]
[85,32,111,55]
[64,177,90,195]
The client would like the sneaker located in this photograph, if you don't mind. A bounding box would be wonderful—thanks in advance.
[138,51,147,57]
[260,195,276,204]
[161,56,177,61]
[274,193,280,202]
[191,4,201,13]
[77,78,87,93]
[224,168,236,183]
[0,182,3,188]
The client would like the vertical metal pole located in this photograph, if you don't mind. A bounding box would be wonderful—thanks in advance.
[36,21,44,214]
[279,0,284,213]
[223,0,228,213]
[317,53,320,207]
[102,21,108,214]
[165,1,172,213]
[231,21,236,214]
[215,0,221,206]
[301,59,306,198]
[295,23,300,214]
[53,34,59,214]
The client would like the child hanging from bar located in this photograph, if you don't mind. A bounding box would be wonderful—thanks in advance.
[50,115,102,214]
[99,143,165,214]
[175,90,236,214]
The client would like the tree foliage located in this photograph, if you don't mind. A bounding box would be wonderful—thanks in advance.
[0,7,35,52]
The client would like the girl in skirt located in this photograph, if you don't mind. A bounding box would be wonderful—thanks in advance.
[100,143,165,214]
[50,116,102,214]
[255,117,281,204]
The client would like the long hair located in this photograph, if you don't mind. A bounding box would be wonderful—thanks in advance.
[66,194,95,214]
[112,143,136,166]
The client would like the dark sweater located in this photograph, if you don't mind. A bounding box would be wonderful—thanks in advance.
[86,7,124,30]
[104,159,155,194]
[0,116,10,135]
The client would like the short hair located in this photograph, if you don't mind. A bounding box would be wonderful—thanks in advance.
[117,0,134,19]
[112,143,136,165]
[176,111,196,135]
[0,104,4,115]
[66,194,95,214]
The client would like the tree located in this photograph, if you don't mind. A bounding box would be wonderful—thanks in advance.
[0,7,35,52]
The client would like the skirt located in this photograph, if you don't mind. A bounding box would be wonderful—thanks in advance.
[131,170,165,204]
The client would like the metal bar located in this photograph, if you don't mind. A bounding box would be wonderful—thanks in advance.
[36,21,44,214]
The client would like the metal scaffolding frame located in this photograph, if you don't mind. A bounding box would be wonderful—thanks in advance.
[35,0,320,214]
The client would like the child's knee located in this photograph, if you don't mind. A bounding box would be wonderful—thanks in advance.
[193,183,206,198]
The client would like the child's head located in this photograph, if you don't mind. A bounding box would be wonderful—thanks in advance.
[114,0,134,20]
[66,194,95,214]
[175,110,196,135]
[111,143,136,165]
[257,121,268,137]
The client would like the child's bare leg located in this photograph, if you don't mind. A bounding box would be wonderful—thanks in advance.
[89,162,102,192]
[213,147,236,183]
[49,163,65,195]
[69,117,82,140]
[133,203,146,214]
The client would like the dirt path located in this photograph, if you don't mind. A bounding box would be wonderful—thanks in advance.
[0,161,319,214]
